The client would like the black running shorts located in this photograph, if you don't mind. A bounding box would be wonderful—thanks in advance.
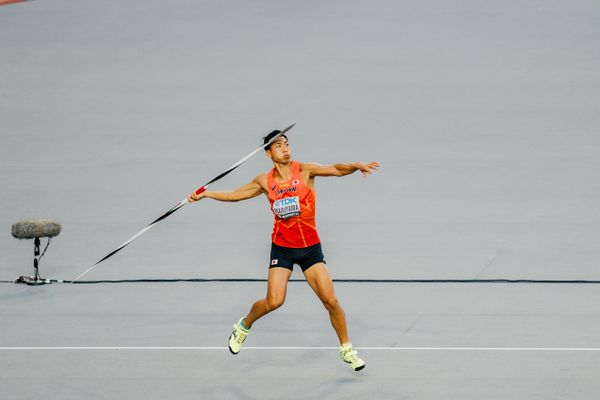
[269,242,326,272]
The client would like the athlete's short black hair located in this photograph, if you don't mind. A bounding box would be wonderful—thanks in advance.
[263,130,288,151]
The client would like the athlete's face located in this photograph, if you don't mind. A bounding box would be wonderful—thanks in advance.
[267,137,291,163]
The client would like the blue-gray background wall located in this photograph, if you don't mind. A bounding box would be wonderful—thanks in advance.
[2,0,599,281]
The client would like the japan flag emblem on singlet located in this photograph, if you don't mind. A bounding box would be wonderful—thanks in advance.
[273,196,301,219]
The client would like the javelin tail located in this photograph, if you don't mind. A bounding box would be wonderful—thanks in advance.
[71,124,295,283]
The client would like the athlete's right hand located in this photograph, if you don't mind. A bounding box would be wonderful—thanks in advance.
[188,191,206,202]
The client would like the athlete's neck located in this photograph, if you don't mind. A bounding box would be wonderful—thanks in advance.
[273,161,293,181]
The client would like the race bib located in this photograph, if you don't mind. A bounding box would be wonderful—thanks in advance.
[273,196,301,219]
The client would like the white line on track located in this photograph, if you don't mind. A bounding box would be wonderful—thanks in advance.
[1,346,599,351]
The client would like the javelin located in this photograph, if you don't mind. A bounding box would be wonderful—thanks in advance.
[71,123,296,283]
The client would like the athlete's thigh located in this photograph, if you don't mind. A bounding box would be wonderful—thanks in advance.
[302,262,335,300]
[266,267,293,301]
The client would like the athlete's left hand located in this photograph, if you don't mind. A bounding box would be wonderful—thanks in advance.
[355,161,380,177]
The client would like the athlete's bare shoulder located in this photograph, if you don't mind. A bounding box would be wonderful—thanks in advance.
[253,172,270,191]
[299,161,318,172]
[299,162,327,176]
[298,162,317,186]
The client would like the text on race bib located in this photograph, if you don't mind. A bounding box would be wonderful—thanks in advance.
[273,196,301,219]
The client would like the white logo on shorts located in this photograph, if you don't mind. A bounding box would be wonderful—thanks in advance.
[271,259,278,265]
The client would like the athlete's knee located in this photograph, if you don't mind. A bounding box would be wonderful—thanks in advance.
[321,295,340,311]
[266,295,285,311]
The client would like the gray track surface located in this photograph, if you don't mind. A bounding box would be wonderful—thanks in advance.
[2,282,600,399]
[1,0,600,399]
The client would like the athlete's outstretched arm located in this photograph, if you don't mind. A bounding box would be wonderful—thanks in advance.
[188,176,265,202]
[303,162,380,178]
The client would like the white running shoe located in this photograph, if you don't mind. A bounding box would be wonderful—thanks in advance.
[228,317,250,354]
[340,342,366,371]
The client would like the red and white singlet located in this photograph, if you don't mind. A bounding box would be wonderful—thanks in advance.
[266,161,320,248]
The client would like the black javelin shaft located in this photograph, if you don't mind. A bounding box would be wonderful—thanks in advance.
[71,124,295,283]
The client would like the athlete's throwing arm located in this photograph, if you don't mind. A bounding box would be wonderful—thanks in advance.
[188,162,380,202]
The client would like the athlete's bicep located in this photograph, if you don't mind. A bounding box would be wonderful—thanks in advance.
[233,180,264,200]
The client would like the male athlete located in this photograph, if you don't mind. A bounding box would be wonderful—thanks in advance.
[188,130,379,371]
